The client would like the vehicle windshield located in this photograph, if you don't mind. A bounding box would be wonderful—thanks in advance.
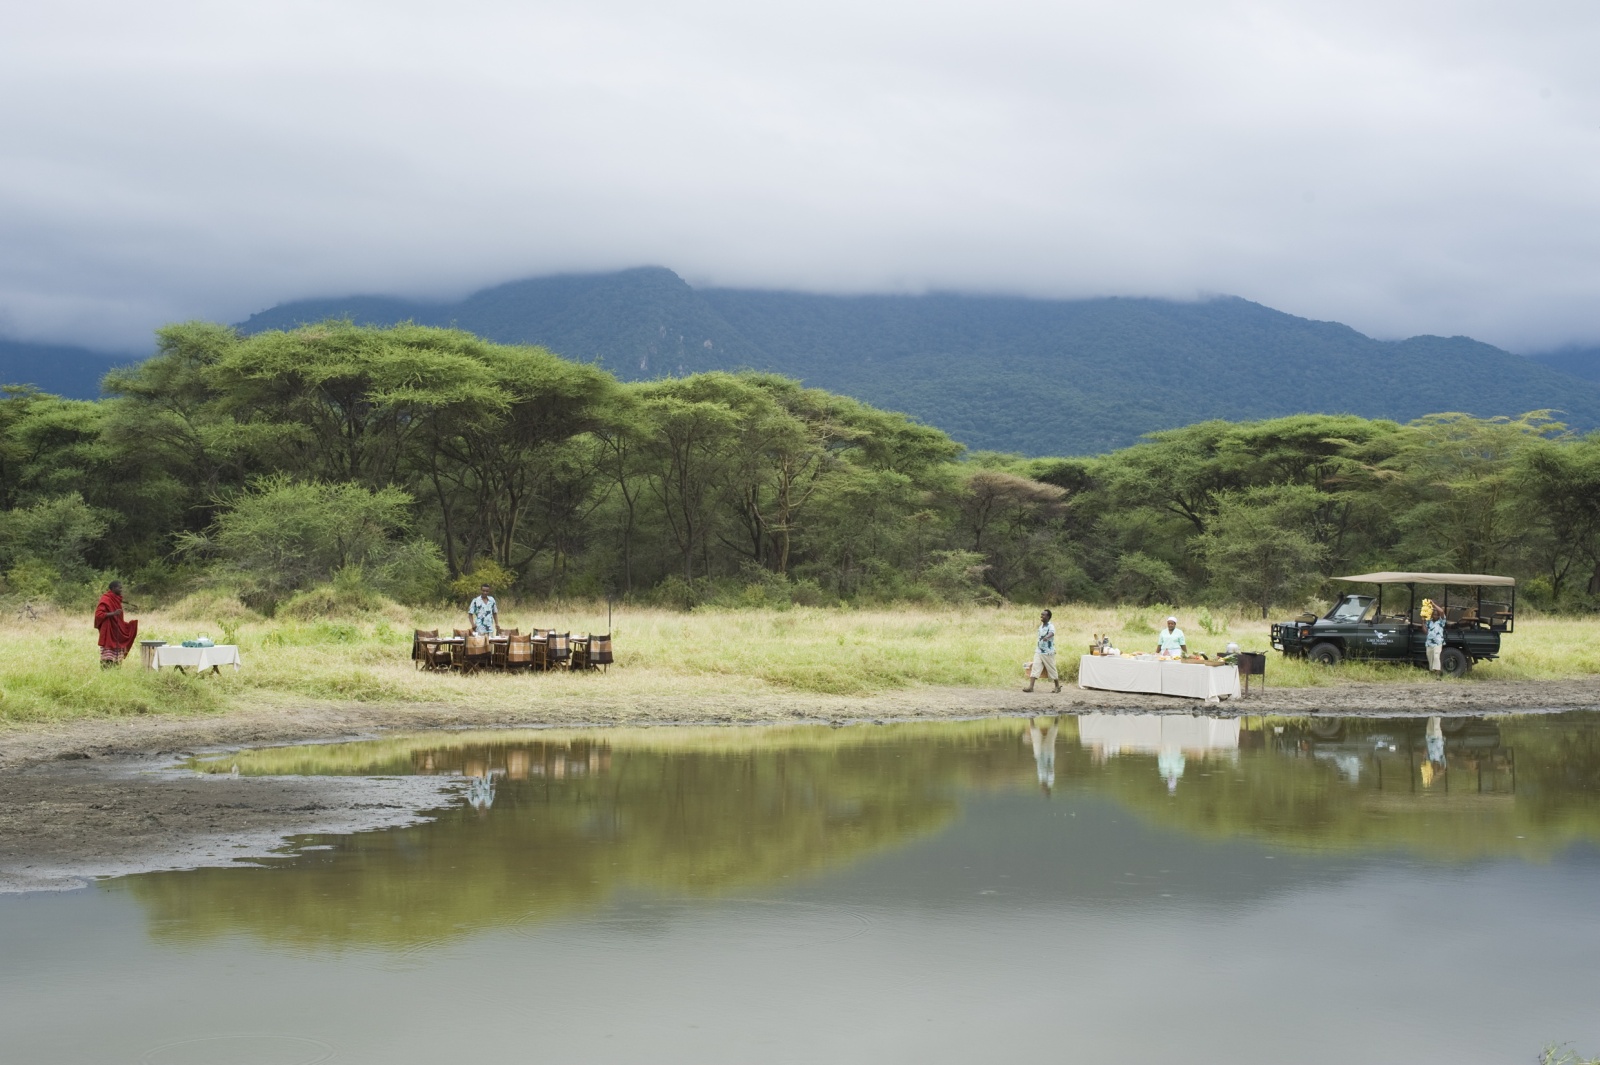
[1326,595,1376,622]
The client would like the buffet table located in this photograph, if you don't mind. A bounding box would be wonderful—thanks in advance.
[149,644,242,673]
[1078,655,1240,703]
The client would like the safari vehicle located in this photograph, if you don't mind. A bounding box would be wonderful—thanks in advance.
[1269,572,1516,678]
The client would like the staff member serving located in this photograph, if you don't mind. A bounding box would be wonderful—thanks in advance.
[1156,616,1187,657]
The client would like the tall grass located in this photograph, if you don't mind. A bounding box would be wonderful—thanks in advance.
[0,598,1595,724]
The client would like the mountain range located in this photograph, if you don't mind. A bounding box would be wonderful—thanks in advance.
[6,267,1600,455]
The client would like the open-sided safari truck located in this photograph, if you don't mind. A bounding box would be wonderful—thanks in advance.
[1270,572,1516,678]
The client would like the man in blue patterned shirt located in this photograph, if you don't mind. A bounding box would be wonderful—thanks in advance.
[468,584,499,635]
[1025,609,1061,693]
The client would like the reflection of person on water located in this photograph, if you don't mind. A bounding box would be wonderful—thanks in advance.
[1157,747,1186,795]
[1026,717,1058,794]
[1421,716,1447,788]
[466,770,502,813]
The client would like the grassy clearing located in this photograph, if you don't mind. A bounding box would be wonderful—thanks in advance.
[0,598,1596,724]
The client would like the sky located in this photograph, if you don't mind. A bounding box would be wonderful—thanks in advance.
[2,0,1597,354]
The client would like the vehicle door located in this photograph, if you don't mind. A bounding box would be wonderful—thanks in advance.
[1354,597,1406,661]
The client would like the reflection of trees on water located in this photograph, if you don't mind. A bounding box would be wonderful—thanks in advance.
[130,725,1033,948]
[129,715,1600,948]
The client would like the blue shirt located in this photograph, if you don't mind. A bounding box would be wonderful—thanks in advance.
[1158,627,1186,654]
[1037,622,1056,655]
[1425,618,1445,647]
[469,595,498,634]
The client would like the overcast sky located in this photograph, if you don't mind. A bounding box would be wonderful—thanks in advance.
[3,0,1597,353]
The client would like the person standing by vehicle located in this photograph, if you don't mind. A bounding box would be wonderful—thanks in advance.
[1025,609,1061,693]
[93,580,138,667]
[467,584,499,636]
[1156,616,1187,657]
[1423,598,1445,677]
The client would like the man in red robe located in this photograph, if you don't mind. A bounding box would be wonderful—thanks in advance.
[94,581,138,667]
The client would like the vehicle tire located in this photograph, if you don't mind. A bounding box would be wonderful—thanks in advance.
[1308,717,1345,740]
[1440,647,1471,678]
[1308,642,1343,667]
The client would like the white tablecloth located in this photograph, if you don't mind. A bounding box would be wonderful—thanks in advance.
[150,645,242,672]
[1078,655,1240,702]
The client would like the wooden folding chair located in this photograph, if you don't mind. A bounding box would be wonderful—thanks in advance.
[461,633,492,673]
[547,631,570,670]
[588,633,613,673]
[412,629,438,670]
[505,634,534,672]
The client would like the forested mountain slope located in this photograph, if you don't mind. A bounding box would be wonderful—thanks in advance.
[1529,346,1600,383]
[0,340,134,399]
[235,266,1600,454]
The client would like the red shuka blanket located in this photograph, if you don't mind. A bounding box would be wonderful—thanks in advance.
[93,591,138,651]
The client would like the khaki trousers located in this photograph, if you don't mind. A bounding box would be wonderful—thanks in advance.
[1030,652,1059,680]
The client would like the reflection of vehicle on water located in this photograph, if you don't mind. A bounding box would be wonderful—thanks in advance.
[1270,571,1515,678]
[1247,717,1515,794]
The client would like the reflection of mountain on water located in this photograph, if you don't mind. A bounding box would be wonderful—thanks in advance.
[125,714,1600,949]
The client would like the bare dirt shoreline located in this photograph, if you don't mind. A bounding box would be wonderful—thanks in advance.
[2,678,1596,892]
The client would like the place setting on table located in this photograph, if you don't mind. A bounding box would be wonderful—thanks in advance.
[410,627,614,674]
[141,637,243,675]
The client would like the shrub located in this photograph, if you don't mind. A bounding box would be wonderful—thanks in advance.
[180,476,413,611]
[276,568,409,622]
[448,559,516,603]
[375,539,450,605]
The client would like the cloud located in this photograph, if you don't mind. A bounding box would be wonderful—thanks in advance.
[2,0,1598,352]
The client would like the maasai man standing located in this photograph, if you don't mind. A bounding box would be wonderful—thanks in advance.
[93,581,138,667]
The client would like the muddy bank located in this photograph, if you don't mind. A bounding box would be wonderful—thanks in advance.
[3,678,1598,770]
[0,762,458,892]
[1,678,1596,892]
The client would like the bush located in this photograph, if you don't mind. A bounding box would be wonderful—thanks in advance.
[922,550,1001,605]
[3,557,59,601]
[276,568,409,622]
[166,589,263,625]
[448,559,516,603]
[375,539,450,605]
[181,476,413,611]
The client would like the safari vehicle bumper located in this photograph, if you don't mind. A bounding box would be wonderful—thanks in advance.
[1269,621,1310,654]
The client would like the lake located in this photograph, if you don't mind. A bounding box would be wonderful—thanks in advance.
[3,711,1598,1064]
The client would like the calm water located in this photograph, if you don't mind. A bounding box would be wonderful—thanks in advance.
[3,712,1599,1065]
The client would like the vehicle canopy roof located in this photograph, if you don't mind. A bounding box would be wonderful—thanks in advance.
[1334,571,1516,587]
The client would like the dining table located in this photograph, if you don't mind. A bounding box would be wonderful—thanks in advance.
[148,644,243,674]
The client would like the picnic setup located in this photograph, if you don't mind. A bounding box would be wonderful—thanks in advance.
[141,639,243,674]
[410,628,614,674]
[1075,617,1247,704]
[1077,653,1242,703]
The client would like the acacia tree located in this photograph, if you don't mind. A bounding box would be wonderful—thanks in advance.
[634,377,746,582]
[1373,412,1561,574]
[1517,433,1600,602]
[1195,485,1327,617]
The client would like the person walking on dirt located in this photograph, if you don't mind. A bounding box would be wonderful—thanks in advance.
[1025,609,1061,693]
